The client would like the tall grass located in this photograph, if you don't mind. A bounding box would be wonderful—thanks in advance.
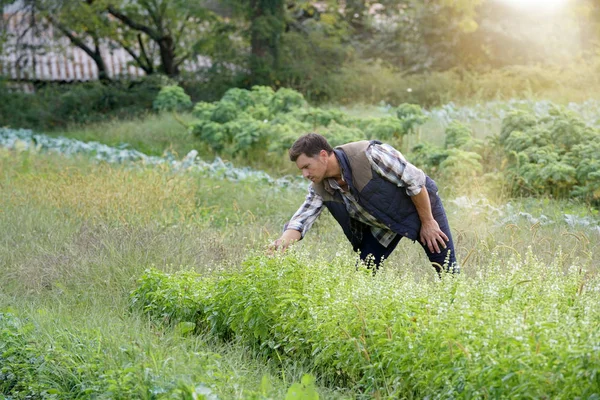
[0,150,334,398]
[46,112,199,158]
[333,59,600,107]
[1,142,598,397]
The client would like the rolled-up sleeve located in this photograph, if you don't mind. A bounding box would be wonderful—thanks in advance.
[367,143,426,196]
[284,185,324,238]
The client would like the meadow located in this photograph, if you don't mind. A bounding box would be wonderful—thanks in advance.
[1,91,599,398]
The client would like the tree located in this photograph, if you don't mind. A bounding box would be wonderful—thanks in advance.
[276,1,350,98]
[104,0,221,77]
[344,0,484,71]
[246,0,285,85]
[572,0,600,54]
[40,0,113,81]
[1,0,15,54]
[1,0,56,80]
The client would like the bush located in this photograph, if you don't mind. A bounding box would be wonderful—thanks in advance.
[498,106,600,202]
[131,253,600,398]
[153,85,193,112]
[0,77,163,130]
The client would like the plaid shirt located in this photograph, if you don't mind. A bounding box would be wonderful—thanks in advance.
[285,143,426,247]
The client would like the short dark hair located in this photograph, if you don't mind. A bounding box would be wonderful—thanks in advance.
[289,133,333,162]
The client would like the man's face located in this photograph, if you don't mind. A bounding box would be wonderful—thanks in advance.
[295,151,328,183]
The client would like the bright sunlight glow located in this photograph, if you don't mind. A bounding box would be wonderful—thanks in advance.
[498,0,569,11]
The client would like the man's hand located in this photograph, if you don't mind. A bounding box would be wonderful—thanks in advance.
[268,229,302,254]
[419,219,449,254]
[410,187,449,254]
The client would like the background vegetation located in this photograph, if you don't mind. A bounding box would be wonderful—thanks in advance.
[1,90,599,397]
[3,0,600,131]
[2,0,600,398]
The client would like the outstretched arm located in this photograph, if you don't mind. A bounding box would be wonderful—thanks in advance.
[269,186,324,253]
[269,229,303,252]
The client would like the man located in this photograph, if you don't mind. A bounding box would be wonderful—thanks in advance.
[271,133,458,273]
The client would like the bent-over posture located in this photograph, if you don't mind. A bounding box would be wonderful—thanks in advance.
[271,133,458,273]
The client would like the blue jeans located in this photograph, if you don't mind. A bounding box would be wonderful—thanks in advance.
[354,203,458,274]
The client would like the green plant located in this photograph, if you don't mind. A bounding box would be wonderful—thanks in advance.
[410,120,484,193]
[153,85,193,112]
[131,251,600,398]
[396,103,428,135]
[499,106,600,202]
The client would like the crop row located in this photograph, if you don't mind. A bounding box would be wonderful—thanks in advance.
[132,252,600,398]
[0,127,306,190]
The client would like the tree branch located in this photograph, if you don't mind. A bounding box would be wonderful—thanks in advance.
[118,38,153,74]
[137,33,153,72]
[48,15,97,60]
[107,5,159,40]
[139,0,161,32]
[174,12,191,44]
[174,51,191,67]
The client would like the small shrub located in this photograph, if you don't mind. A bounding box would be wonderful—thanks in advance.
[396,103,428,135]
[498,106,600,202]
[153,85,193,112]
[131,253,600,398]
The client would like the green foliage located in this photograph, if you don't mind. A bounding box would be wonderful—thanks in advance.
[410,121,484,192]
[363,117,405,141]
[409,107,600,202]
[269,88,307,114]
[211,100,240,124]
[445,120,474,149]
[0,78,162,130]
[0,313,42,397]
[0,311,222,399]
[192,101,217,120]
[499,107,600,202]
[410,142,450,176]
[439,148,483,182]
[293,107,349,129]
[188,86,423,158]
[153,85,193,112]
[285,374,319,400]
[131,252,600,398]
[396,103,429,135]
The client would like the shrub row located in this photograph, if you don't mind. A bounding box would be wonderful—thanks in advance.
[408,105,600,203]
[0,78,164,130]
[185,85,427,159]
[131,253,600,398]
[0,311,322,399]
[0,312,219,399]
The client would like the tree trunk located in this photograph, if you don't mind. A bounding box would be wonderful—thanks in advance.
[158,36,178,76]
[248,0,284,86]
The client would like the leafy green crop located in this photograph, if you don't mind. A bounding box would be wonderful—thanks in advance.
[153,85,193,112]
[410,121,484,192]
[499,106,600,202]
[396,103,429,135]
[187,87,426,159]
[131,252,600,398]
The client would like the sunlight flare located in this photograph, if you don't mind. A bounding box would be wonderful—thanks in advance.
[497,0,569,11]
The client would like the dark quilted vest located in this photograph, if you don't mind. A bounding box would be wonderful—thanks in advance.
[312,140,439,247]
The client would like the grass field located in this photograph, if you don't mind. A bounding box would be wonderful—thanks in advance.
[1,102,599,398]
